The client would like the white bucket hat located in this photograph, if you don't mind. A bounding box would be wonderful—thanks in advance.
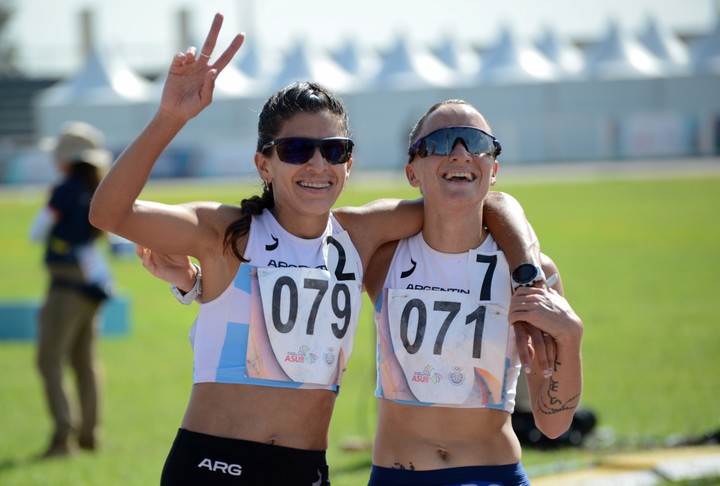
[54,121,112,170]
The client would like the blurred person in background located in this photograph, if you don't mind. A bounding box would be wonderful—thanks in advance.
[29,121,114,458]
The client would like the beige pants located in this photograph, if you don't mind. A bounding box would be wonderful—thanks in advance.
[36,263,102,446]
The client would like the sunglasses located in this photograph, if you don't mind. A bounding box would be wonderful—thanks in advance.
[408,126,502,161]
[261,137,354,165]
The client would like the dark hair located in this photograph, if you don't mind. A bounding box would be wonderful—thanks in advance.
[408,99,485,163]
[68,161,104,239]
[224,82,351,262]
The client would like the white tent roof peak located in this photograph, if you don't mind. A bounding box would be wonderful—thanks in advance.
[480,25,557,84]
[234,37,281,81]
[691,7,720,73]
[535,26,584,76]
[584,19,662,79]
[373,34,455,89]
[638,15,690,72]
[432,32,481,77]
[330,38,381,82]
[271,39,356,92]
[213,62,264,98]
[36,46,151,106]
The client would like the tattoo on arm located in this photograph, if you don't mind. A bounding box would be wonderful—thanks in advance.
[537,360,581,415]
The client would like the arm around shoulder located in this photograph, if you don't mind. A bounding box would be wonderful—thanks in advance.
[333,198,423,269]
[484,191,541,271]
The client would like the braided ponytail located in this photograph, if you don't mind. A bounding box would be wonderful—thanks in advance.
[224,183,275,262]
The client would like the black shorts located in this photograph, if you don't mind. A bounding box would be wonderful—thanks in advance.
[161,428,330,485]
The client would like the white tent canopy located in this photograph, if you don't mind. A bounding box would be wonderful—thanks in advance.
[33,46,152,145]
[480,25,557,84]
[330,38,381,84]
[372,35,454,89]
[638,16,690,75]
[234,38,282,83]
[432,33,481,80]
[35,46,150,106]
[584,20,662,79]
[691,9,720,74]
[213,63,265,98]
[271,40,357,92]
[535,27,584,77]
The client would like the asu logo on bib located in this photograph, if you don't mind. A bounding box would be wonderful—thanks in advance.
[284,345,317,364]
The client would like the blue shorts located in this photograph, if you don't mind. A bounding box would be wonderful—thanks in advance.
[161,428,330,485]
[368,463,530,486]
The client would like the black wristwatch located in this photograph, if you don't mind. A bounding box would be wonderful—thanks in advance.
[511,263,545,291]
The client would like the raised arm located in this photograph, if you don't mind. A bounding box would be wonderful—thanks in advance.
[89,14,244,256]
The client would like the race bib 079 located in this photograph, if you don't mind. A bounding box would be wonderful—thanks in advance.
[247,265,361,385]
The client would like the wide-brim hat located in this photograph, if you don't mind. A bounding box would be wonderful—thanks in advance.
[54,121,112,170]
[70,147,113,169]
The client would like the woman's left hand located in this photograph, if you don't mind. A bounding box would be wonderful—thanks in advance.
[510,286,583,374]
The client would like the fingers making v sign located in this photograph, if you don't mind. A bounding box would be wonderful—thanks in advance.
[159,13,245,121]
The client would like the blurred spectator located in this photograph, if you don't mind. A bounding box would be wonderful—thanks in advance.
[29,121,114,458]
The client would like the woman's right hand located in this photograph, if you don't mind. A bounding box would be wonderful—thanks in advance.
[159,13,245,122]
[136,245,196,291]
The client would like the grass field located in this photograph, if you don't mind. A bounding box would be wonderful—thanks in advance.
[1,168,719,485]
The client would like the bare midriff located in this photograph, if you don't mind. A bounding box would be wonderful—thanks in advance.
[372,399,521,470]
[182,383,336,451]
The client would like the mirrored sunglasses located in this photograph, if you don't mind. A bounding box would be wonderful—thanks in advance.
[261,137,354,165]
[408,126,502,162]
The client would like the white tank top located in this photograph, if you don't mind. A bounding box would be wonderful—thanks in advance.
[192,211,363,391]
[374,232,521,411]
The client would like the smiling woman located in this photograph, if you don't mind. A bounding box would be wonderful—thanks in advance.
[88,15,366,484]
[360,99,583,486]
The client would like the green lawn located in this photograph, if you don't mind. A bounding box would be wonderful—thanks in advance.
[1,171,719,485]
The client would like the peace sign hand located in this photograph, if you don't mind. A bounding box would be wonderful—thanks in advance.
[159,13,245,122]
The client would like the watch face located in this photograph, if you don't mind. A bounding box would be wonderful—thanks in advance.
[512,264,540,284]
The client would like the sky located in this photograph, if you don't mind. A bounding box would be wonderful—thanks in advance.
[5,0,718,77]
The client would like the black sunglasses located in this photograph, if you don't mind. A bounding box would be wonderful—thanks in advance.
[261,137,354,165]
[408,126,502,162]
